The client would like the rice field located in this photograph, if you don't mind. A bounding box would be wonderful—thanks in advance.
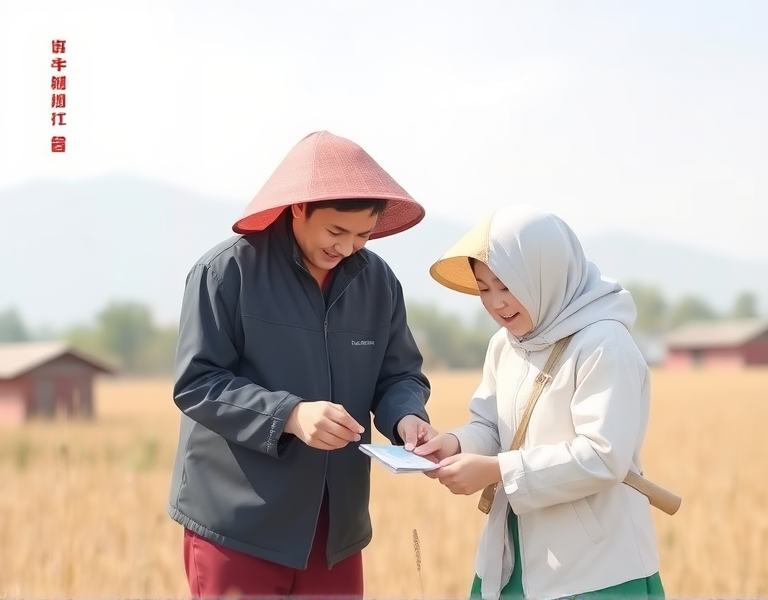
[0,368,766,599]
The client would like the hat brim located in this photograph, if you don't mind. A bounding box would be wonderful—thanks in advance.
[233,196,424,240]
[429,215,492,296]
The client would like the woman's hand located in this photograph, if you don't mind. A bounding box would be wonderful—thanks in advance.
[414,433,460,462]
[413,433,461,478]
[431,453,501,495]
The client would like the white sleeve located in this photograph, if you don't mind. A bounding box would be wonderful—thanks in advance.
[448,338,502,456]
[501,344,646,514]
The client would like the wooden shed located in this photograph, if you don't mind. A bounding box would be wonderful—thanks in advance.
[0,341,114,424]
[664,318,768,369]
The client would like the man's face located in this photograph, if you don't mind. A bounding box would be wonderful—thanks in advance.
[291,203,379,276]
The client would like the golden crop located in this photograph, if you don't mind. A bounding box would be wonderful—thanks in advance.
[0,369,766,599]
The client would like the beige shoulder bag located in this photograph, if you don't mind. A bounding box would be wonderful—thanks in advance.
[477,334,681,516]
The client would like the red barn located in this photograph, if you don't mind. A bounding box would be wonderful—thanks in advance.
[0,341,114,425]
[664,318,768,369]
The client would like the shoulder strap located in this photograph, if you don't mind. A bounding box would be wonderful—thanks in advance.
[509,333,575,451]
[477,333,576,514]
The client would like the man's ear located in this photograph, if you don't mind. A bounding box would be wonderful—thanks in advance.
[291,203,307,219]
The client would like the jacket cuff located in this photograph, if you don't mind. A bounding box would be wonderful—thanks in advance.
[448,426,494,456]
[267,393,303,457]
[499,450,532,513]
[448,427,473,454]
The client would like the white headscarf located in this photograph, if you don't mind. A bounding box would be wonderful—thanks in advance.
[485,205,637,350]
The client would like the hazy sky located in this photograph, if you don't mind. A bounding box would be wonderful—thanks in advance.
[1,1,766,259]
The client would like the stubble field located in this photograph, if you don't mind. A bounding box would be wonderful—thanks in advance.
[0,369,767,599]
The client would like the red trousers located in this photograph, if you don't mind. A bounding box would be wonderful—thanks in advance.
[183,496,363,599]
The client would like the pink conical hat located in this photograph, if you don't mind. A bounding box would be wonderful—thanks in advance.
[232,131,425,239]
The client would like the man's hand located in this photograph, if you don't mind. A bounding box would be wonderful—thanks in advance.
[285,401,364,450]
[431,453,501,495]
[396,415,438,451]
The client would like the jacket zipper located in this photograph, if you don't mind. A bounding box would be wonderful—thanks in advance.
[318,272,358,565]
[512,349,530,431]
[295,258,361,567]
[324,273,357,399]
[293,259,333,566]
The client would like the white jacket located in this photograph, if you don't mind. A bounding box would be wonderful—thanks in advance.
[451,321,660,600]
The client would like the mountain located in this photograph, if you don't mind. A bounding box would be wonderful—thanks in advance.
[1,175,766,330]
[580,233,768,314]
[0,175,242,329]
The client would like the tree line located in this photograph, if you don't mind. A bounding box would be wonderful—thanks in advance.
[623,284,761,334]
[0,286,763,374]
[0,303,177,376]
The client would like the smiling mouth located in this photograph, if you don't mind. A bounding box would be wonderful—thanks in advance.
[500,313,520,322]
[324,250,340,260]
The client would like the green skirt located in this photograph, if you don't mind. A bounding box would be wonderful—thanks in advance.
[470,512,665,600]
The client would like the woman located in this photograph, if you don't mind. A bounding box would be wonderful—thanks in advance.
[415,205,664,600]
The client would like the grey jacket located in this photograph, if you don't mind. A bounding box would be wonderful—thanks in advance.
[167,211,431,568]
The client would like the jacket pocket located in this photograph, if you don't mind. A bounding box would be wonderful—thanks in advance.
[571,497,606,544]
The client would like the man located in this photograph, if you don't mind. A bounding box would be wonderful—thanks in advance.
[168,130,434,598]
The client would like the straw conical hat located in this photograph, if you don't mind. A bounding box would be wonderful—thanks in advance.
[429,213,493,296]
[232,131,425,239]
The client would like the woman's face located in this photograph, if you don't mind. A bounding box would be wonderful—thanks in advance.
[473,260,534,337]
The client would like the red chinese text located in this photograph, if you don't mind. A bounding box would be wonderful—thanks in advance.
[50,40,68,152]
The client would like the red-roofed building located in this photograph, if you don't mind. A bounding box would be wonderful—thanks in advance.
[664,319,768,369]
[0,342,114,425]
